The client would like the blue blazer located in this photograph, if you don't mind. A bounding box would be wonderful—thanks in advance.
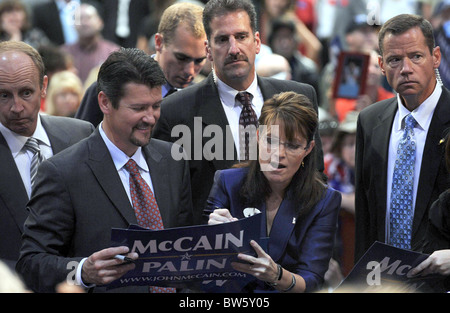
[205,167,341,292]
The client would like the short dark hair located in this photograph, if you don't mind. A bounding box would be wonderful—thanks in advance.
[38,44,71,76]
[203,0,258,41]
[97,48,166,109]
[378,14,435,55]
[268,18,296,47]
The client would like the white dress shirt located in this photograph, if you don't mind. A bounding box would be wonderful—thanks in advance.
[76,122,156,288]
[116,0,131,38]
[0,114,52,198]
[213,71,264,160]
[55,0,79,44]
[98,121,156,204]
[385,81,442,242]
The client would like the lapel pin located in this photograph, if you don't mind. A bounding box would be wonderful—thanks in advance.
[243,207,261,217]
[439,138,445,145]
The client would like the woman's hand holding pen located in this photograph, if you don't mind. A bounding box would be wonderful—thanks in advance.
[81,246,138,286]
[208,208,238,225]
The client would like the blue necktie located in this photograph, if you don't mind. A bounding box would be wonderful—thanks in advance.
[389,113,417,249]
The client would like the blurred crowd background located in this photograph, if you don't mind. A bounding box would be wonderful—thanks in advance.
[1,0,449,292]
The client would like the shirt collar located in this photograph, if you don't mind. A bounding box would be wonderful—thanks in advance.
[213,70,259,108]
[33,115,51,147]
[99,122,149,173]
[396,80,442,131]
[0,114,50,157]
[162,83,176,97]
[55,0,80,10]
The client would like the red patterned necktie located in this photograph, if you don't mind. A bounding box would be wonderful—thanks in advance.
[124,159,175,293]
[236,92,258,161]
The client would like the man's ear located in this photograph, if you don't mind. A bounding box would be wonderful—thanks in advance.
[254,31,261,55]
[41,75,48,98]
[154,33,164,53]
[432,46,441,69]
[98,91,112,115]
[205,40,213,62]
[378,55,386,76]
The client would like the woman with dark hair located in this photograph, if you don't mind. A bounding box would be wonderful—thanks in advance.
[206,91,341,293]
[0,0,49,48]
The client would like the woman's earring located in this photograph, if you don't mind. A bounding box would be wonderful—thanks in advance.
[301,162,305,167]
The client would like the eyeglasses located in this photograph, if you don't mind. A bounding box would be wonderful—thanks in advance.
[262,136,308,155]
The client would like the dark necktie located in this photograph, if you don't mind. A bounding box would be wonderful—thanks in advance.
[236,92,258,161]
[24,137,45,189]
[165,87,177,97]
[124,159,175,293]
[389,113,418,249]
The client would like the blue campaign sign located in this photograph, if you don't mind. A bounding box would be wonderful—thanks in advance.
[107,213,263,292]
[336,241,447,293]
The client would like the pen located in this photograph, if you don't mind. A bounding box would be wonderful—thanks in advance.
[114,254,135,263]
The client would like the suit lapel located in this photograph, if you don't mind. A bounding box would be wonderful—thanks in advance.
[0,133,29,231]
[40,115,70,154]
[257,76,281,100]
[142,141,171,225]
[266,197,297,262]
[197,75,238,170]
[86,130,138,226]
[196,75,229,129]
[414,88,450,234]
[0,115,81,233]
[372,98,397,236]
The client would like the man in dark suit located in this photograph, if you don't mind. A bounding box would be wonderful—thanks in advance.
[32,1,106,46]
[75,2,207,127]
[16,48,193,292]
[152,0,324,225]
[32,0,80,45]
[355,14,450,262]
[100,0,150,48]
[0,41,94,268]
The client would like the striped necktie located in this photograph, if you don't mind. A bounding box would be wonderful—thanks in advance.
[24,137,45,189]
